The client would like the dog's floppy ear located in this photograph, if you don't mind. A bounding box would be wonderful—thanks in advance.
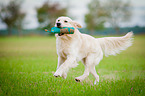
[71,21,82,28]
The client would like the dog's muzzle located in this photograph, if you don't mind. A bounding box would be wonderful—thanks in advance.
[56,23,64,36]
[57,23,61,28]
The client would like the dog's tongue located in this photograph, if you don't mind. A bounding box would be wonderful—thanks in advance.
[58,33,64,36]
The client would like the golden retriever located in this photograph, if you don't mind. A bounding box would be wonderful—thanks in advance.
[53,16,133,84]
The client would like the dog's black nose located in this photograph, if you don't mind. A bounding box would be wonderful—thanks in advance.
[57,23,61,27]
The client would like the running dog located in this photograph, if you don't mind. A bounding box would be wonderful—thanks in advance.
[53,16,133,84]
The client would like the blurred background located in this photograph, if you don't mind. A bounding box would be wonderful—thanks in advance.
[0,1,145,95]
[0,0,145,36]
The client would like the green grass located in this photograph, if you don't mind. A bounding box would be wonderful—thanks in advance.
[0,35,145,96]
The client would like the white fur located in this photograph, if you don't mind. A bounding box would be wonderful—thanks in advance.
[53,16,134,84]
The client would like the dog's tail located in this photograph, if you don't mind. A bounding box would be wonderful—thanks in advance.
[98,32,133,57]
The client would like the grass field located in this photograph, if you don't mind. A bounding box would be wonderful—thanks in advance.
[0,35,145,96]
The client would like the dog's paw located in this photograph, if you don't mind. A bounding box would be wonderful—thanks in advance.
[75,77,82,82]
[75,78,80,82]
[53,74,60,78]
[53,72,62,78]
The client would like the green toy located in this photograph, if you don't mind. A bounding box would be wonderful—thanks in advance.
[45,27,75,35]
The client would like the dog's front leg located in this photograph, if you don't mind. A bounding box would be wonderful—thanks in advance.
[56,56,65,69]
[56,56,67,79]
[54,56,78,78]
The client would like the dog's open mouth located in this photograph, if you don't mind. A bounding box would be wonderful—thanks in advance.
[58,33,64,36]
[57,26,64,36]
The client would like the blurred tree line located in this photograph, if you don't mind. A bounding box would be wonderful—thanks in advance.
[36,2,67,30]
[0,0,132,36]
[0,0,67,36]
[0,0,25,36]
[85,0,131,34]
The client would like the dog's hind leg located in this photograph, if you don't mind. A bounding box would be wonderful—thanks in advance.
[75,64,90,82]
[75,53,103,84]
[75,54,94,82]
[90,66,99,85]
[90,54,103,84]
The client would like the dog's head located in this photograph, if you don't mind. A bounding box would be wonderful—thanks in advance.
[55,16,82,29]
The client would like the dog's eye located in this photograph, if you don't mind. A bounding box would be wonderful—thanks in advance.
[58,20,60,22]
[64,20,68,23]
